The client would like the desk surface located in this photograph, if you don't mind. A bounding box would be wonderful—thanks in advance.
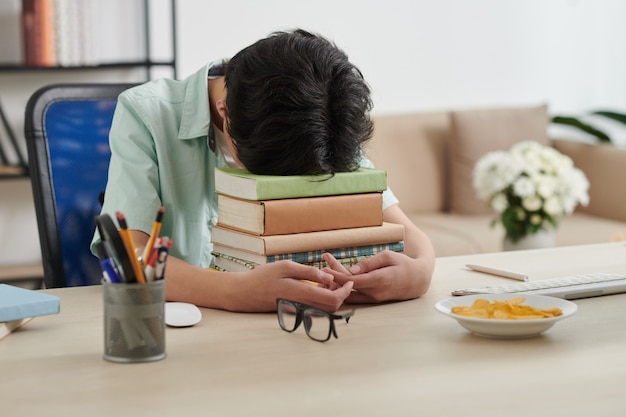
[2,242,626,416]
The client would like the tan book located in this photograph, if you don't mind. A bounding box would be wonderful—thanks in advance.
[211,222,405,256]
[0,317,34,341]
[217,192,383,236]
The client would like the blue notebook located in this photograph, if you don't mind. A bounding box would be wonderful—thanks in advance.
[0,284,60,322]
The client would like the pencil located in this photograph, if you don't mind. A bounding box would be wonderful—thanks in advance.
[142,206,165,264]
[465,264,528,282]
[116,211,146,283]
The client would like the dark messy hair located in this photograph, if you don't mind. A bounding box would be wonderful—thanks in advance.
[224,29,373,175]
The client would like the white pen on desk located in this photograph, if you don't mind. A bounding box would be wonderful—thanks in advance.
[465,264,529,282]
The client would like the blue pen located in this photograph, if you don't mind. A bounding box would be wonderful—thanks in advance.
[100,258,122,283]
[95,241,123,283]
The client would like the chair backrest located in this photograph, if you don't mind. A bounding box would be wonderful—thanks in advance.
[24,83,136,288]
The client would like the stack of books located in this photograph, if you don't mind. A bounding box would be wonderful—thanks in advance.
[211,167,405,272]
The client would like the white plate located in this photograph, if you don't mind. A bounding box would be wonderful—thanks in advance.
[435,294,577,339]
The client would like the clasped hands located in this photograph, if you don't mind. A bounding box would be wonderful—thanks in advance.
[320,251,430,305]
[244,251,430,313]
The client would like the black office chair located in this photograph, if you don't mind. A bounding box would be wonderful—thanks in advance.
[24,83,136,288]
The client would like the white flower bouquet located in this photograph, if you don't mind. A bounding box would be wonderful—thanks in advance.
[473,141,590,242]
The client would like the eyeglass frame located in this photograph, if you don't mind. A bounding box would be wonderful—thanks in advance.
[276,298,355,342]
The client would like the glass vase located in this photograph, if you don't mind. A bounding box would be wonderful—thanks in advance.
[502,228,555,251]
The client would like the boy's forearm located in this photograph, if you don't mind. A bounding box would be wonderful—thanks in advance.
[128,229,234,310]
[383,205,436,263]
[163,256,233,310]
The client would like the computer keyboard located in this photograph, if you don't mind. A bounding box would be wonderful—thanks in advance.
[452,272,626,300]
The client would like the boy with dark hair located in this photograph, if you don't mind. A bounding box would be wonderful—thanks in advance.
[92,29,435,312]
[225,29,373,175]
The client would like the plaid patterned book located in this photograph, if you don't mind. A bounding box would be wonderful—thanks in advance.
[211,241,404,272]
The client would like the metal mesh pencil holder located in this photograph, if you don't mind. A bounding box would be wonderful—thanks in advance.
[103,280,166,363]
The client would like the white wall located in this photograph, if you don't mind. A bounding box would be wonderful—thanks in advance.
[1,0,626,268]
[176,0,626,115]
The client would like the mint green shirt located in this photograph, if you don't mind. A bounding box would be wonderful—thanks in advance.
[91,60,398,268]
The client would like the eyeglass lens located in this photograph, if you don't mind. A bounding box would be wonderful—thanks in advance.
[303,307,332,341]
[277,299,333,342]
[277,300,298,331]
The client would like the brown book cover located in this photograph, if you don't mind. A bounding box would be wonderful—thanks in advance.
[21,0,41,65]
[211,222,405,256]
[39,0,56,66]
[21,0,55,66]
[217,192,383,236]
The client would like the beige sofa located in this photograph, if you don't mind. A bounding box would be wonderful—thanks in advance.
[366,105,626,257]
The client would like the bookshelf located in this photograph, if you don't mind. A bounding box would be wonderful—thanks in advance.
[0,97,28,178]
[0,0,178,179]
[0,0,177,286]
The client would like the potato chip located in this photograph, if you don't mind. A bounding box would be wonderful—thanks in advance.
[451,297,562,320]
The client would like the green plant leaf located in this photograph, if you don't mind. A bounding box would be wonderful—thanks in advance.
[551,115,612,142]
[592,110,626,126]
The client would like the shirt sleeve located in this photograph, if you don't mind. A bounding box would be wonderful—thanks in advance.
[359,156,400,210]
[90,92,163,254]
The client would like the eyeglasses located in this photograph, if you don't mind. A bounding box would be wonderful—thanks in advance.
[276,298,355,342]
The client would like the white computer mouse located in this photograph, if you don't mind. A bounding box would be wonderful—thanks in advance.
[164,302,202,327]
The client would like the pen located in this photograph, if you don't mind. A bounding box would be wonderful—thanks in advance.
[154,246,169,281]
[94,241,122,283]
[100,258,122,283]
[116,211,146,283]
[144,246,158,282]
[465,264,529,282]
[142,206,165,265]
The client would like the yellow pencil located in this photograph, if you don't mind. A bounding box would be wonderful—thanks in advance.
[142,206,165,264]
[116,211,146,283]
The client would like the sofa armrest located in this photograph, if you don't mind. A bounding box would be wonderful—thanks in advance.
[552,139,626,222]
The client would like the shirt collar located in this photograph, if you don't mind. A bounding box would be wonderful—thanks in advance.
[177,59,228,140]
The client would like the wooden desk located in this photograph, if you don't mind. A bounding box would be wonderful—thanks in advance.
[2,243,625,416]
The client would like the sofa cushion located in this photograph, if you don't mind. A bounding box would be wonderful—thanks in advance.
[368,112,450,213]
[552,139,626,222]
[409,212,501,256]
[554,213,626,247]
[448,104,550,214]
[409,211,624,257]
[407,213,626,256]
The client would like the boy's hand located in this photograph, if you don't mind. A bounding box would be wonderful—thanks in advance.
[323,251,431,304]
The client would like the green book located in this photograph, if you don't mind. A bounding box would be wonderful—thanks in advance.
[214,167,388,201]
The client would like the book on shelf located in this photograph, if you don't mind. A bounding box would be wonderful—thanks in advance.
[217,192,383,236]
[54,0,83,66]
[215,167,388,201]
[21,0,57,66]
[211,222,405,256]
[21,0,142,67]
[211,241,405,265]
[0,284,60,323]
